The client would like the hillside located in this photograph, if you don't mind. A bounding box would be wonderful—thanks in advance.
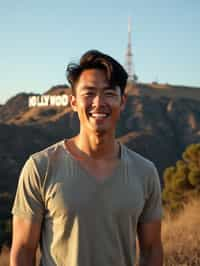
[0,85,70,124]
[1,82,200,183]
[0,81,200,249]
[127,82,200,100]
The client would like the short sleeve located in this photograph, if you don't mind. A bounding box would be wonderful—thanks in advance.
[12,156,44,222]
[139,165,162,223]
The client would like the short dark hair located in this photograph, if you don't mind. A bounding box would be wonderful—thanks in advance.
[66,50,128,95]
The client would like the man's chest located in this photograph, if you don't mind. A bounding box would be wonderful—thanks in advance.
[44,165,145,221]
[77,158,120,182]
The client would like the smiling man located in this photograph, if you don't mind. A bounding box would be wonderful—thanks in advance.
[10,50,163,266]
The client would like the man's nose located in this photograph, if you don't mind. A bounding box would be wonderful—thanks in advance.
[92,94,106,106]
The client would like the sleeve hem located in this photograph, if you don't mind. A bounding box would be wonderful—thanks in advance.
[12,208,43,223]
[138,213,163,224]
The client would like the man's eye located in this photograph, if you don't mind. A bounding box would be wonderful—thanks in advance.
[84,92,95,96]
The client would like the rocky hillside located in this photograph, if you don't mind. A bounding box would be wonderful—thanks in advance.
[0,82,200,229]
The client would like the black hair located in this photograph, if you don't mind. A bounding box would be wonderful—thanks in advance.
[66,50,128,95]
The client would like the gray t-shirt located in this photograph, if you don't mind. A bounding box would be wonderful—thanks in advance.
[12,140,162,266]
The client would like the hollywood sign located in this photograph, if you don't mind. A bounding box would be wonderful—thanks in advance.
[28,95,69,107]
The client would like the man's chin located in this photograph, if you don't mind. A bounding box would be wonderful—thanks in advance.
[90,126,108,136]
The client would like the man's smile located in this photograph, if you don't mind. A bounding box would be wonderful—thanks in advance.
[88,112,110,118]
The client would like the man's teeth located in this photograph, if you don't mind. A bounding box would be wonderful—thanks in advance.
[91,113,107,118]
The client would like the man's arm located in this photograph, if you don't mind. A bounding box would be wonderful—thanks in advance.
[137,220,163,266]
[10,216,41,266]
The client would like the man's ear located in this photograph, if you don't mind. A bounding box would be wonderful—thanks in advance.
[70,95,77,112]
[120,94,127,112]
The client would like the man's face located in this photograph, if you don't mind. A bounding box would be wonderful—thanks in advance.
[70,68,126,136]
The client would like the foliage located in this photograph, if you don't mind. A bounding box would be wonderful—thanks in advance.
[162,143,200,212]
[162,199,200,265]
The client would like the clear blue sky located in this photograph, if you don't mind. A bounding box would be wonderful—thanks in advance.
[1,0,200,104]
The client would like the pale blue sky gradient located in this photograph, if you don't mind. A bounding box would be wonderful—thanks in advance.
[0,0,200,104]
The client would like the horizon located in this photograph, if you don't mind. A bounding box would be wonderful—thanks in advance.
[1,0,200,104]
[2,80,200,106]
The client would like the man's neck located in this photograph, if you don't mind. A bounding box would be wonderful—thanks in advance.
[72,131,118,160]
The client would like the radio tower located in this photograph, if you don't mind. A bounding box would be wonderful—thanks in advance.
[125,17,136,82]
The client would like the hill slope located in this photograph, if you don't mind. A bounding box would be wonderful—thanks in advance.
[0,82,200,247]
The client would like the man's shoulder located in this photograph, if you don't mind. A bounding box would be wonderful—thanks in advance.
[121,143,156,174]
[121,144,160,193]
[32,140,65,156]
[122,143,154,167]
[30,140,68,170]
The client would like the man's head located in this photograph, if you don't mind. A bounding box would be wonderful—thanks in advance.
[66,50,128,96]
[66,50,128,136]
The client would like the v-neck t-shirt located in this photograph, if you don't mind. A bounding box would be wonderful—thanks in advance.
[12,140,162,266]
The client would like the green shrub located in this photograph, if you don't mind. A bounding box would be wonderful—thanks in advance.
[162,143,200,212]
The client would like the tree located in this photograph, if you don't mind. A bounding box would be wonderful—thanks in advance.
[162,143,200,212]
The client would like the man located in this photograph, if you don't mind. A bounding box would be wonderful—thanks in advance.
[10,50,163,266]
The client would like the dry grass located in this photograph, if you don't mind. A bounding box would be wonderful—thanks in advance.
[0,247,40,266]
[0,246,9,266]
[162,199,200,265]
[1,199,200,266]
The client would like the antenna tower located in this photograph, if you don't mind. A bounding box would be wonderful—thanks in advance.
[125,17,136,82]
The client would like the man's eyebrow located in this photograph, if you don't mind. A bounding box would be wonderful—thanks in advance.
[81,85,119,92]
[81,86,96,90]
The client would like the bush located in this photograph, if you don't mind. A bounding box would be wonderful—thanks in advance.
[162,143,200,212]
